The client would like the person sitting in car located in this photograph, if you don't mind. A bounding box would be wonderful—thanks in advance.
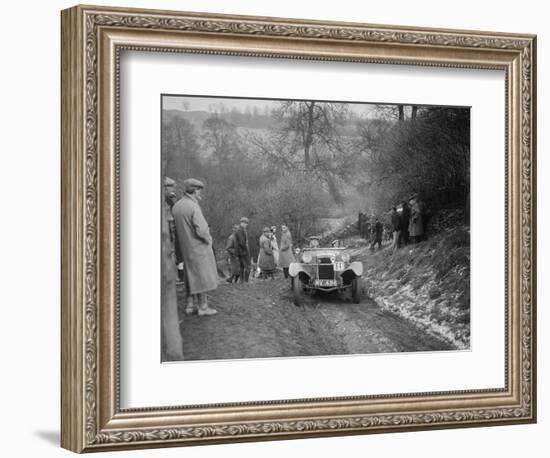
[308,236,320,248]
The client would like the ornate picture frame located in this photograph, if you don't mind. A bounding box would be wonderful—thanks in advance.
[61,4,536,453]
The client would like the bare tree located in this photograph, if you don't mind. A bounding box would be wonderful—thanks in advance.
[356,106,469,215]
[251,101,356,203]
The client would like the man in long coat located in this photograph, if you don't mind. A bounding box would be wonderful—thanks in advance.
[235,216,251,283]
[358,212,367,239]
[370,218,383,250]
[161,177,183,360]
[400,200,411,245]
[172,178,218,316]
[258,227,276,279]
[408,198,424,243]
[225,224,240,283]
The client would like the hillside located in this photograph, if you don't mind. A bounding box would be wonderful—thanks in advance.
[162,108,273,130]
[342,218,470,349]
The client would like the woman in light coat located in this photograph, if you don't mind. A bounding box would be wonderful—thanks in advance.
[278,224,295,278]
[258,227,276,279]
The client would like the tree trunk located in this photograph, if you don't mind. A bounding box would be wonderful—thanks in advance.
[411,105,418,120]
[161,199,184,361]
[303,102,315,169]
[325,174,344,204]
[398,104,404,122]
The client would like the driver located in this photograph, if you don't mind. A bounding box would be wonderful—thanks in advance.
[308,236,320,248]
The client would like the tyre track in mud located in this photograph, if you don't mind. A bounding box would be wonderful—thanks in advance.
[178,277,454,361]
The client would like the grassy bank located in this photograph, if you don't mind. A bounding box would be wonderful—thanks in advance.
[353,225,470,349]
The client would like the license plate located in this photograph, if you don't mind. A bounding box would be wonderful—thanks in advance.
[315,279,337,287]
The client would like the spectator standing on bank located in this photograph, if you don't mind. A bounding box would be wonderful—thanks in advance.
[171,178,218,316]
[400,200,411,245]
[409,198,424,243]
[279,224,295,279]
[235,216,251,283]
[360,212,369,240]
[370,218,383,250]
[416,196,430,237]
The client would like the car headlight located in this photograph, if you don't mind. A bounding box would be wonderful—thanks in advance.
[302,253,312,263]
[330,255,336,263]
[341,253,350,262]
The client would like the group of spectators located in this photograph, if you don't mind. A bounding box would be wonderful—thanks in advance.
[357,213,386,250]
[389,196,426,253]
[165,174,429,319]
[225,223,295,282]
[358,195,427,255]
[164,176,298,318]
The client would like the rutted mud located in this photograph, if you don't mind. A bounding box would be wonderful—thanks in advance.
[178,277,454,361]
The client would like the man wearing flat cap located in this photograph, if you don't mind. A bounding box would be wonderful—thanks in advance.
[235,216,251,283]
[172,178,218,316]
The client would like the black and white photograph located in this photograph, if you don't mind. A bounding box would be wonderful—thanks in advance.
[2,0,543,454]
[161,94,470,362]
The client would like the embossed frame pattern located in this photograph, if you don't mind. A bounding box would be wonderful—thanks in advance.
[61,4,536,453]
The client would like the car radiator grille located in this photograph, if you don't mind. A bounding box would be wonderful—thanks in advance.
[318,263,335,280]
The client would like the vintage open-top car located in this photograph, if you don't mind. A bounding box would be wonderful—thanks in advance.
[289,241,363,306]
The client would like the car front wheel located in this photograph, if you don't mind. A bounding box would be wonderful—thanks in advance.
[292,277,304,307]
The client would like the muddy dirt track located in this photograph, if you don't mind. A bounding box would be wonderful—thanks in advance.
[178,277,453,361]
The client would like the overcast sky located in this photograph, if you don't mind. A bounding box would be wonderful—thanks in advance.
[162,94,376,117]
